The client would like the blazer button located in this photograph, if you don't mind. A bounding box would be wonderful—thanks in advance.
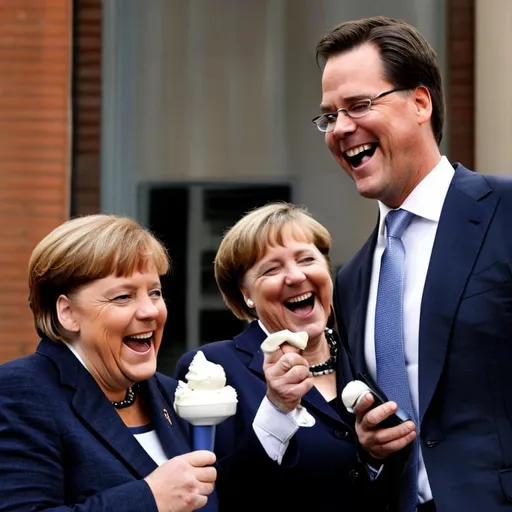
[425,440,439,448]
[334,429,348,439]
[348,469,360,483]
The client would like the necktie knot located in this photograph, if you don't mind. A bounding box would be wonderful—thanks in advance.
[385,209,414,240]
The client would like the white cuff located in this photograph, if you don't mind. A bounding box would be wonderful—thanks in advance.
[252,397,315,464]
[365,462,384,480]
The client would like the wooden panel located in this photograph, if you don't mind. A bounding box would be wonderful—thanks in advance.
[447,0,475,167]
[73,0,102,216]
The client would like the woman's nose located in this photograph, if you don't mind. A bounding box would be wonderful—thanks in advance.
[136,297,160,319]
[284,265,306,286]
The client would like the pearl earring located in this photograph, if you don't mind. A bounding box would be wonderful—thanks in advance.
[246,299,254,308]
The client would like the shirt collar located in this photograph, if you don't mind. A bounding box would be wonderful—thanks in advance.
[377,155,454,235]
[63,340,90,372]
[258,319,270,336]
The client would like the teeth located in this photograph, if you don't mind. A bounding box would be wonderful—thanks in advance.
[286,292,313,304]
[345,143,373,158]
[130,332,153,340]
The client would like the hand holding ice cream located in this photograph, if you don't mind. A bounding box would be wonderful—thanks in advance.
[260,330,308,354]
[261,330,314,413]
[341,380,373,413]
[341,379,417,462]
[174,351,237,450]
[144,450,217,512]
[341,379,413,425]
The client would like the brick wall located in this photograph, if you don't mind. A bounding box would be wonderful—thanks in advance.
[0,1,473,363]
[0,0,72,362]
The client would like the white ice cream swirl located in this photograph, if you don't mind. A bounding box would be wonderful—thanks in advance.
[184,351,227,390]
[174,351,238,407]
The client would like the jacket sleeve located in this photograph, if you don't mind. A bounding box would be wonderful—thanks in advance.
[0,367,157,512]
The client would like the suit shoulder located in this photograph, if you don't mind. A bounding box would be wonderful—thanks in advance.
[336,238,372,285]
[177,339,236,365]
[153,372,180,405]
[0,352,55,390]
[174,339,237,379]
[481,173,512,191]
[457,163,512,194]
[154,371,178,387]
[0,353,62,421]
[197,339,237,357]
[474,173,512,213]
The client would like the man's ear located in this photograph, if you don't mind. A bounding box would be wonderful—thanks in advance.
[56,294,80,333]
[414,86,432,126]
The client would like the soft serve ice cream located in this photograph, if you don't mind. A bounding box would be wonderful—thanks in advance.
[174,351,238,426]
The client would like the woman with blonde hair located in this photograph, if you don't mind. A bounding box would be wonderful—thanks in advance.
[0,214,217,512]
[176,202,387,511]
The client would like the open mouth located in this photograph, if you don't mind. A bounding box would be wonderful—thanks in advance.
[123,332,153,353]
[344,143,377,168]
[284,292,315,316]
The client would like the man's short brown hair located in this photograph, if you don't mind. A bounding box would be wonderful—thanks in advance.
[316,16,444,145]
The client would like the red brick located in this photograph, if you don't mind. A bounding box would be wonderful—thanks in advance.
[0,0,71,363]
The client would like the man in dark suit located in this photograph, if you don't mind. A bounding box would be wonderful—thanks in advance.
[313,16,512,512]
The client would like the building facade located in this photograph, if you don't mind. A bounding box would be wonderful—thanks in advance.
[0,0,481,372]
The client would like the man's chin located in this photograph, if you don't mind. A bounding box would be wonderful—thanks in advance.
[355,178,381,200]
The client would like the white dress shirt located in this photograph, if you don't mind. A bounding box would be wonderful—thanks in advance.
[129,424,168,466]
[364,155,454,503]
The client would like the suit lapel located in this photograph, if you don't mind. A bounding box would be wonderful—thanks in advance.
[419,164,497,422]
[352,230,378,377]
[38,339,156,477]
[301,366,350,424]
[72,373,157,477]
[145,376,187,458]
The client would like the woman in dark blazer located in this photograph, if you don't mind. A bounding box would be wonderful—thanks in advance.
[175,202,388,512]
[0,214,217,512]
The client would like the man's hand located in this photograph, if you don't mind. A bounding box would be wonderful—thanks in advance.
[354,392,416,460]
[263,342,314,413]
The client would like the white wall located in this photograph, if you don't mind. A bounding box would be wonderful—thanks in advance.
[475,0,512,175]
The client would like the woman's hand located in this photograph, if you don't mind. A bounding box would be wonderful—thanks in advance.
[145,450,216,512]
[263,343,314,413]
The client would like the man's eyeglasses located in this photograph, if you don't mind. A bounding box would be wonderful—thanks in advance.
[311,88,410,133]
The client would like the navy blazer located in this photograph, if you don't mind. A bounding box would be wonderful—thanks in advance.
[175,321,389,512]
[334,163,512,511]
[0,338,218,512]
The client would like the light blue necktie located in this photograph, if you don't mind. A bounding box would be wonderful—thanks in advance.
[375,208,417,512]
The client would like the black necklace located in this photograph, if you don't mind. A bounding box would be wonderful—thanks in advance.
[111,384,138,409]
[309,327,338,376]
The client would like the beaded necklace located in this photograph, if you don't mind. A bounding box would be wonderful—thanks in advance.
[309,327,338,376]
[111,383,138,409]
